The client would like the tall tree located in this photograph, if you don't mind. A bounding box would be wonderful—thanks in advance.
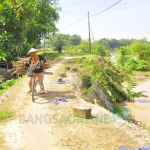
[116,46,130,66]
[0,0,60,62]
[92,41,110,56]
[98,38,110,49]
[49,33,81,50]
[109,39,120,50]
[129,40,150,60]
[70,35,81,46]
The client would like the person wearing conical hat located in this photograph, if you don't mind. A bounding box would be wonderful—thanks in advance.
[26,48,39,55]
[24,48,46,98]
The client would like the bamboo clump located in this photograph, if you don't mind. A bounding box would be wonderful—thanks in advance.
[8,57,55,75]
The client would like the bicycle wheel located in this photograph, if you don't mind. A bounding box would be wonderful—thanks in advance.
[32,77,35,102]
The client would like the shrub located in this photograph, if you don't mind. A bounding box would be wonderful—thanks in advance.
[81,74,92,88]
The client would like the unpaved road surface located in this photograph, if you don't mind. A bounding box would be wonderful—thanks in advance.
[0,55,150,150]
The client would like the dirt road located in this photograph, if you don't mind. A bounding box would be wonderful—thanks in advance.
[0,55,150,150]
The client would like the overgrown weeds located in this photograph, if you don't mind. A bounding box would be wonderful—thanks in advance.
[0,109,14,122]
[0,76,23,95]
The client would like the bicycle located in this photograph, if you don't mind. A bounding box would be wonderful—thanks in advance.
[30,60,40,102]
[31,76,38,102]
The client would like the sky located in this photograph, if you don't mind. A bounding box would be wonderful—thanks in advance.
[56,0,150,41]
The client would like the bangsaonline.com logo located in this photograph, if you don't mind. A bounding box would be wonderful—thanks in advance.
[18,106,132,124]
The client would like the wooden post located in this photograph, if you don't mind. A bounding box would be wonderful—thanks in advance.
[88,11,91,54]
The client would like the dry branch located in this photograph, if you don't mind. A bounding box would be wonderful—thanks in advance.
[9,57,55,75]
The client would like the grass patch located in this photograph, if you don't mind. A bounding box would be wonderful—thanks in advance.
[0,76,24,95]
[141,122,150,131]
[39,50,66,61]
[0,109,14,122]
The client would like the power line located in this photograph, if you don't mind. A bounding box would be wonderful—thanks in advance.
[59,14,88,31]
[58,0,121,31]
[91,0,121,17]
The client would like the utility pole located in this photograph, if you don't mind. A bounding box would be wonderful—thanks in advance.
[88,11,91,54]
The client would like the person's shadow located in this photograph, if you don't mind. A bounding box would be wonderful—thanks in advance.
[32,89,75,104]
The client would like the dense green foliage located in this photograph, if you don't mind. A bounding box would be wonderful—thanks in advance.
[0,49,4,59]
[44,33,82,51]
[0,0,60,62]
[65,40,110,56]
[98,38,133,50]
[81,74,93,88]
[38,49,63,61]
[98,38,150,51]
[63,40,89,53]
[64,53,141,103]
[129,40,150,60]
[113,107,132,120]
[0,48,5,74]
[0,109,14,121]
[0,76,23,95]
[114,40,150,73]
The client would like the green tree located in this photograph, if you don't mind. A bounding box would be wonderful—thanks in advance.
[70,34,81,46]
[116,46,130,66]
[49,33,81,51]
[136,60,150,71]
[79,40,89,53]
[0,49,4,61]
[98,38,110,49]
[98,38,133,51]
[119,39,133,47]
[114,41,150,72]
[109,39,120,50]
[50,34,70,50]
[0,0,60,62]
[129,40,150,60]
[92,41,110,56]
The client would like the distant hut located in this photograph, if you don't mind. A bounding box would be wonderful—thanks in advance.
[0,62,13,80]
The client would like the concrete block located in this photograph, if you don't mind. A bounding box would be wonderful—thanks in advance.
[73,106,91,118]
[58,72,66,77]
[65,66,70,70]
[72,68,78,71]
[45,71,53,75]
[57,77,63,82]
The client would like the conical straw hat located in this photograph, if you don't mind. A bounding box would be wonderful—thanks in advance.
[27,48,40,55]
